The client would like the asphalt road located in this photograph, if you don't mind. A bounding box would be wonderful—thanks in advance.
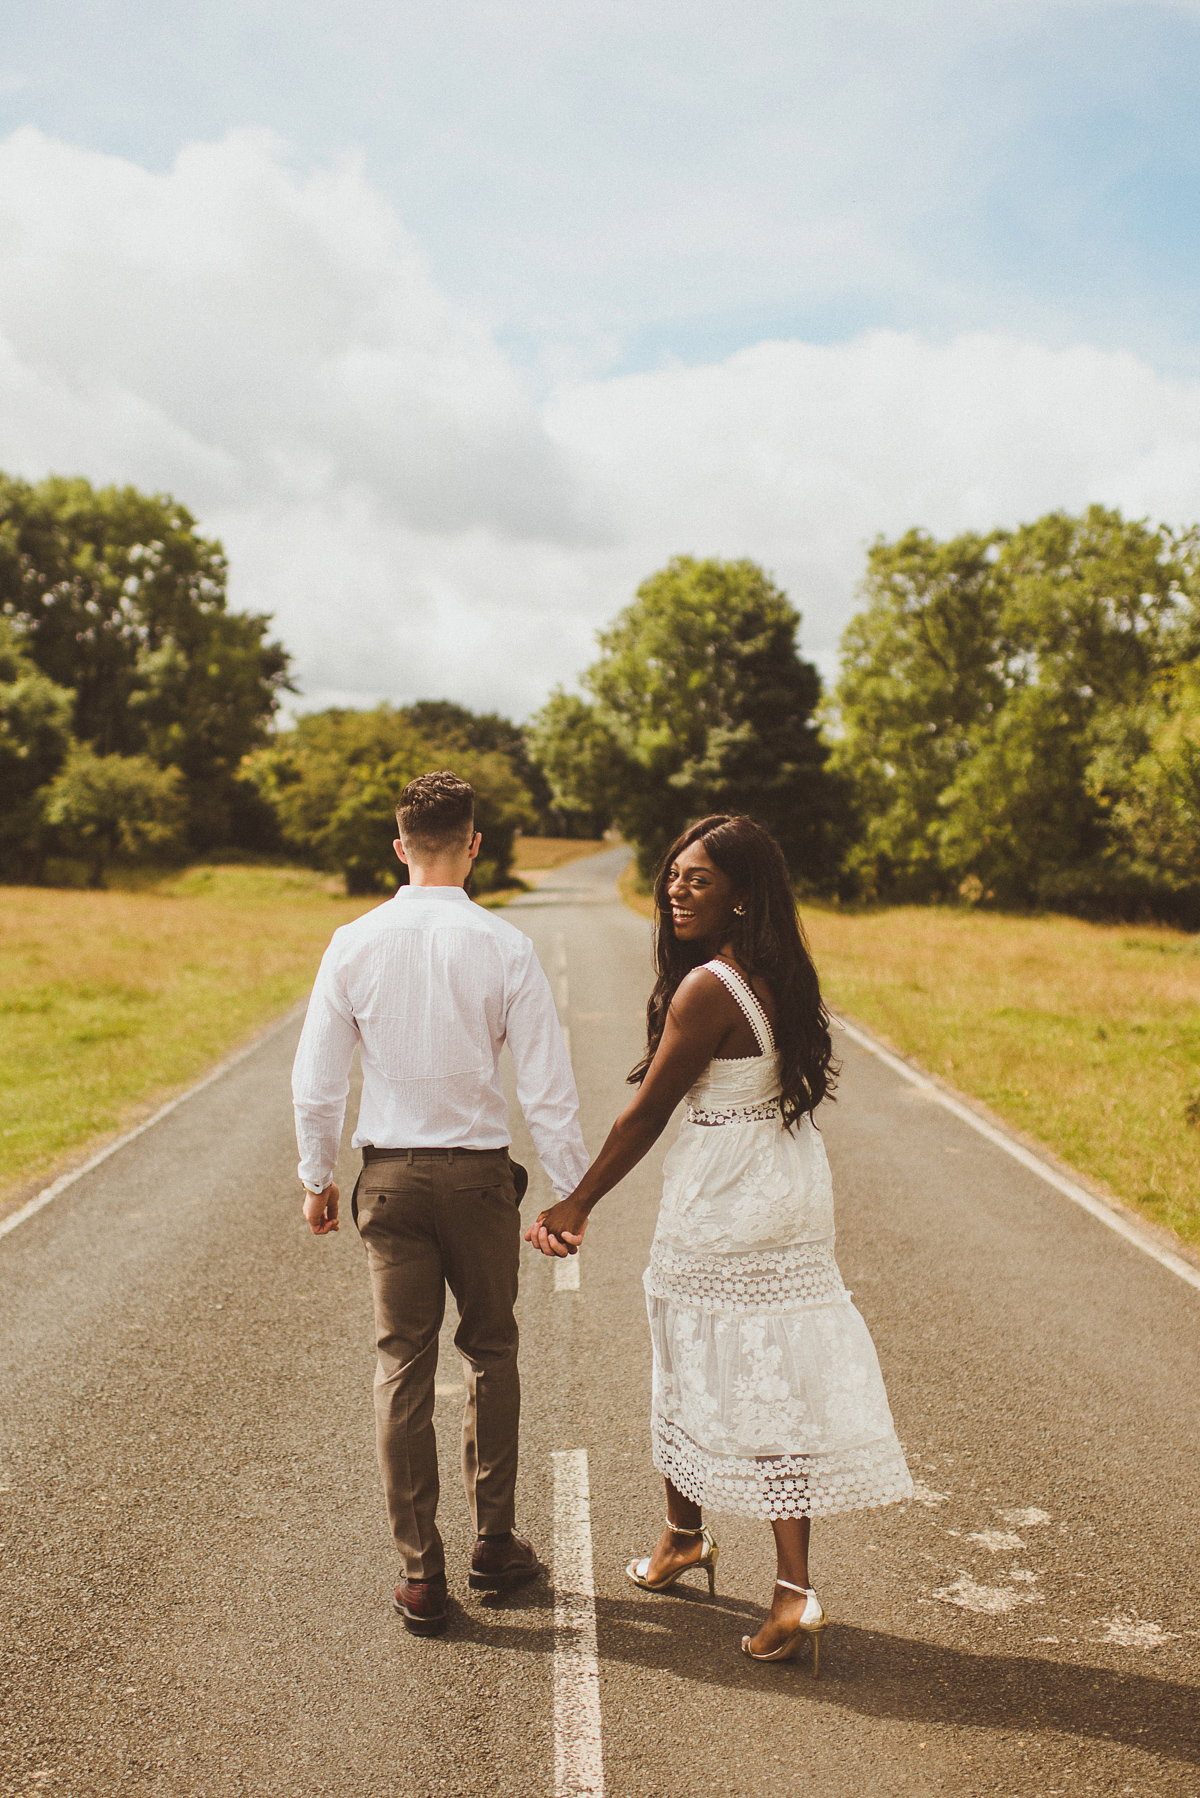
[2,846,1198,1797]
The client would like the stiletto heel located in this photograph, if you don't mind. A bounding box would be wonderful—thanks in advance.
[740,1578,827,1675]
[626,1519,719,1596]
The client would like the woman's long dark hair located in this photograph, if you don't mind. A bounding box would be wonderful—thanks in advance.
[629,814,837,1125]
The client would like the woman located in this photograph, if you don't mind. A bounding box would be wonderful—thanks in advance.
[527,815,911,1669]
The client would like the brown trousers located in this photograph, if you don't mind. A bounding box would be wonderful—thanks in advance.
[353,1147,522,1581]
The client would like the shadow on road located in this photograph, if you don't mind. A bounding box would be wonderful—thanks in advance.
[439,1580,1198,1770]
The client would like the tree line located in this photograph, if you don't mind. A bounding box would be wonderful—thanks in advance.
[527,513,1200,923]
[3,472,1197,920]
[830,507,1200,919]
[0,476,552,891]
[1,476,289,886]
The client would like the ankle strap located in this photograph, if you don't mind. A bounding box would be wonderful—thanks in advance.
[775,1578,814,1595]
[665,1517,704,1536]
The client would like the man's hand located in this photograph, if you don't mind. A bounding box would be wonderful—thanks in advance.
[524,1196,587,1258]
[303,1183,340,1235]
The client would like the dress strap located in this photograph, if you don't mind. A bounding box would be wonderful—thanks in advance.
[703,960,775,1054]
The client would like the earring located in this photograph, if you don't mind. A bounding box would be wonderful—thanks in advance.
[733,904,747,917]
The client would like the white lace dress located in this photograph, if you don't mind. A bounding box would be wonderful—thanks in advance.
[645,960,912,1520]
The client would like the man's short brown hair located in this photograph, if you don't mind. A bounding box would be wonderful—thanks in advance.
[396,770,475,855]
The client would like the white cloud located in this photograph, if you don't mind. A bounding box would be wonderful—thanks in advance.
[7,1,1200,384]
[3,127,1200,719]
[548,330,1200,673]
[0,126,587,538]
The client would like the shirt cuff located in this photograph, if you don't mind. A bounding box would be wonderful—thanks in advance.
[297,1156,334,1192]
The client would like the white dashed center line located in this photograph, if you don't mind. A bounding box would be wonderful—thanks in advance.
[552,1448,604,1797]
[555,930,572,1061]
[553,931,579,1292]
[554,1254,581,1292]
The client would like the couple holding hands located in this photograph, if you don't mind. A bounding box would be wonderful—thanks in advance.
[293,772,910,1665]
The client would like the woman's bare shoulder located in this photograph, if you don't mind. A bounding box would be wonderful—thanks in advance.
[671,965,741,1016]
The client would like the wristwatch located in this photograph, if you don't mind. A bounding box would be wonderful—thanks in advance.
[302,1181,330,1196]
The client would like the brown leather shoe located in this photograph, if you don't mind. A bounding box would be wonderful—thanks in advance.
[468,1531,543,1592]
[393,1575,448,1635]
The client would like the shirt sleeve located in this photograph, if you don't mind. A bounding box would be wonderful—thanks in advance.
[291,933,360,1191]
[504,941,590,1200]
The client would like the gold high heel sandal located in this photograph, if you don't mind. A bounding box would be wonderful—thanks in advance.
[626,1519,719,1596]
[741,1578,828,1675]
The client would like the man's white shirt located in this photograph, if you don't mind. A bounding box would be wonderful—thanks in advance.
[292,885,589,1198]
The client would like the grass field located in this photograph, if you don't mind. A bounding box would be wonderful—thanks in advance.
[0,866,381,1212]
[0,840,607,1216]
[619,870,1200,1250]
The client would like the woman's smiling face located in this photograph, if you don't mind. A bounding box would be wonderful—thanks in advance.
[665,839,741,946]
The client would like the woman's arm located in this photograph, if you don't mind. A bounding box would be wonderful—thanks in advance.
[525,968,742,1256]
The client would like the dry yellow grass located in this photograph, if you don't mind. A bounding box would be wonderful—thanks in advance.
[0,866,379,1214]
[619,868,1200,1247]
[512,836,607,872]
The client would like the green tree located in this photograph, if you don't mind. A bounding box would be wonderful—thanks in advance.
[831,506,1200,910]
[936,683,1100,907]
[828,527,1009,900]
[241,709,431,894]
[44,747,187,888]
[1089,664,1200,914]
[580,556,842,884]
[242,707,535,895]
[525,690,622,837]
[452,746,538,890]
[319,751,437,896]
[939,508,1197,908]
[401,700,557,831]
[0,474,292,847]
[0,619,75,879]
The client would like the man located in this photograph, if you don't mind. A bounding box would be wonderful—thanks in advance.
[292,770,588,1636]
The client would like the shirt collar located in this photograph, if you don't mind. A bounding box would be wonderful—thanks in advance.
[394,884,472,904]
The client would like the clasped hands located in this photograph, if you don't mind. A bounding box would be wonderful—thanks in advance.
[524,1195,588,1258]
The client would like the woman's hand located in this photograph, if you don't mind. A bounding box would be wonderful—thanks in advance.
[524,1196,589,1257]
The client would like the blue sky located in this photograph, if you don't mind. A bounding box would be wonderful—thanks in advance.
[2,2,1200,712]
[8,2,1200,374]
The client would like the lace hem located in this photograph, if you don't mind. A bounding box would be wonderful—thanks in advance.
[651,1415,912,1520]
[686,1096,781,1126]
[645,1239,848,1313]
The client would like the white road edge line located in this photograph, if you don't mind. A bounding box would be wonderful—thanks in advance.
[552,1448,604,1798]
[0,1000,308,1244]
[833,1012,1200,1296]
